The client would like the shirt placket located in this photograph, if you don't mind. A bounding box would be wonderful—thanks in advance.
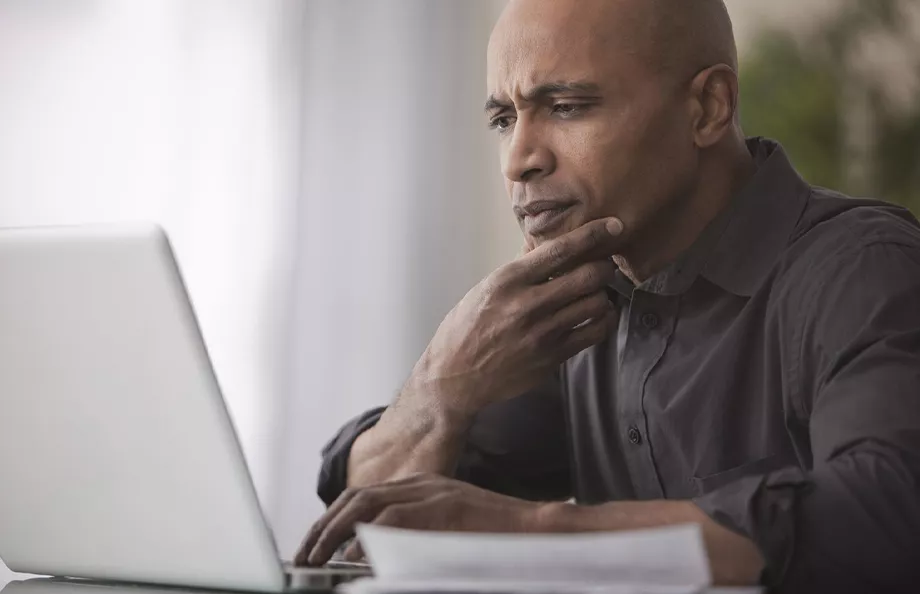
[616,290,677,499]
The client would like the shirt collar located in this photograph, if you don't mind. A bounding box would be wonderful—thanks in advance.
[627,138,811,298]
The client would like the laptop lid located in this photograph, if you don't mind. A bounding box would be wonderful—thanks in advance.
[0,224,285,592]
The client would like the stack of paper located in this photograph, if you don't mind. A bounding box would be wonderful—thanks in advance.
[339,523,752,594]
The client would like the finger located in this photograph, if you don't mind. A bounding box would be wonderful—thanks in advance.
[295,473,435,566]
[305,489,389,566]
[295,487,363,565]
[306,479,446,566]
[522,235,537,256]
[540,291,614,335]
[372,501,424,529]
[531,259,617,314]
[519,218,623,282]
[537,258,617,302]
[343,539,365,562]
[557,307,619,359]
[518,237,535,258]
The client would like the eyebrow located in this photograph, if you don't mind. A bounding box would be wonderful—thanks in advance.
[484,81,602,112]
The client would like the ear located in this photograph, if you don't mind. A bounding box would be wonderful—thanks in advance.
[688,64,738,149]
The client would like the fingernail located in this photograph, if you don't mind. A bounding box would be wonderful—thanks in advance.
[606,219,624,236]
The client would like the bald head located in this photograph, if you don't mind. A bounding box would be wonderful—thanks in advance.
[644,0,738,75]
[490,0,737,85]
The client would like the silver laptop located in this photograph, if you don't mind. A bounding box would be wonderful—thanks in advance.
[0,223,370,592]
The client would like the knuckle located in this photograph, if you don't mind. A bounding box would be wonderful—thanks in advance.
[587,222,606,247]
[351,488,375,508]
[504,298,529,321]
[489,265,511,287]
[538,325,562,350]
[478,281,498,305]
[481,274,507,300]
[520,332,544,355]
[586,293,609,316]
[579,264,601,288]
[547,240,568,265]
[579,261,615,292]
[377,506,408,527]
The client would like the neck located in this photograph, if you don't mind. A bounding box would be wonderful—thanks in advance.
[615,141,755,285]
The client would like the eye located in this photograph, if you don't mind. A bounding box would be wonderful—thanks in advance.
[552,103,581,117]
[488,115,515,133]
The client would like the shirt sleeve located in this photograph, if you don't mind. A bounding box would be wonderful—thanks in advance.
[694,241,920,593]
[316,374,572,507]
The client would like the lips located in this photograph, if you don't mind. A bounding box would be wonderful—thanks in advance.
[515,200,576,236]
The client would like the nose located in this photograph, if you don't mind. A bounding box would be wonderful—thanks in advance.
[501,117,555,183]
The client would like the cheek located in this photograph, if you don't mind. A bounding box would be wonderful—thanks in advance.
[553,115,639,216]
[548,127,601,192]
[583,103,693,223]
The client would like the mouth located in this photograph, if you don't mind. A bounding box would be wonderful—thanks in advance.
[515,200,577,237]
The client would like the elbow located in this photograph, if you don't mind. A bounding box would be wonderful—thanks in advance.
[780,442,920,593]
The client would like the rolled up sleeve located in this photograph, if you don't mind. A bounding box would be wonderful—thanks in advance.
[696,242,920,592]
[317,407,386,506]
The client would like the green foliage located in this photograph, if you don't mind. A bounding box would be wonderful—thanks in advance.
[739,31,844,190]
[874,90,920,210]
[738,0,920,213]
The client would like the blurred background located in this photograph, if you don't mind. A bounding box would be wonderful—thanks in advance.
[0,0,917,574]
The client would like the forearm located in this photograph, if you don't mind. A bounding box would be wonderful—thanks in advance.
[346,401,471,488]
[318,377,571,505]
[534,500,764,586]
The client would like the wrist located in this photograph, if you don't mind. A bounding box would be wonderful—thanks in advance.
[400,368,480,433]
[528,500,583,533]
[392,384,474,443]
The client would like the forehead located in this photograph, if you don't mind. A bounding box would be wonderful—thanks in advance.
[486,0,648,96]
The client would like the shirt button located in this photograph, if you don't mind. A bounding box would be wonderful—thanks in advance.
[641,312,659,330]
[627,426,642,445]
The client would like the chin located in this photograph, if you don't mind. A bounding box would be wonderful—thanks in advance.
[521,209,591,249]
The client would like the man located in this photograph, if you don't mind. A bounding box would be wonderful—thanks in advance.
[295,0,920,591]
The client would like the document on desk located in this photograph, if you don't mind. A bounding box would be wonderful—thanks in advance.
[341,522,715,594]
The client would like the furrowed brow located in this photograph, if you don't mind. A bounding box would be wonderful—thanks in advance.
[484,95,511,113]
[522,81,601,103]
[485,81,601,113]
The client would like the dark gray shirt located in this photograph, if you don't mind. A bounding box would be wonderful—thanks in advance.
[317,139,920,592]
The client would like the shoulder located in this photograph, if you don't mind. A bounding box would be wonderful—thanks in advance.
[770,188,920,375]
[779,187,920,298]
[769,188,920,353]
[767,189,920,406]
[793,186,920,254]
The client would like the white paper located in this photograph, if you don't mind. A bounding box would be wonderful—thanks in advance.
[351,522,712,593]
[342,580,762,594]
[341,577,702,594]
